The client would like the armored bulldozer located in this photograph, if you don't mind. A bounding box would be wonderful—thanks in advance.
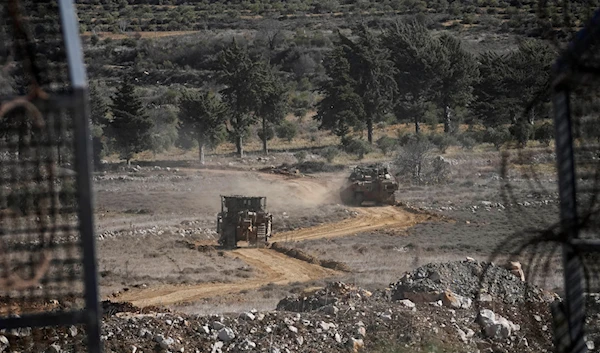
[217,195,273,249]
[339,164,398,206]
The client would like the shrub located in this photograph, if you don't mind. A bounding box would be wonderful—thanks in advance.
[342,138,372,160]
[509,120,533,148]
[320,146,340,163]
[483,127,511,150]
[426,156,452,184]
[276,120,298,142]
[397,131,418,146]
[534,122,554,146]
[428,133,456,154]
[457,133,477,150]
[90,34,100,46]
[376,136,397,156]
[258,125,275,142]
[395,136,452,185]
[394,137,433,183]
[294,151,308,163]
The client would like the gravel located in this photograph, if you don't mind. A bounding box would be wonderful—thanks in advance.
[2,270,559,353]
[390,259,556,304]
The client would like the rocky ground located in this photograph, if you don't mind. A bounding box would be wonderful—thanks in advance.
[4,260,595,353]
[3,147,597,353]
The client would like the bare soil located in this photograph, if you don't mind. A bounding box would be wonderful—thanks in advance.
[1,147,582,352]
[92,147,567,320]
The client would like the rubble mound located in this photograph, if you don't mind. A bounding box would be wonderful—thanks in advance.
[277,282,372,312]
[101,301,139,316]
[1,279,557,353]
[101,300,166,317]
[391,260,553,304]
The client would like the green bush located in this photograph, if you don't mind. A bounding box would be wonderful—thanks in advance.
[294,150,308,163]
[397,131,418,146]
[276,120,298,142]
[342,138,372,160]
[258,125,275,142]
[483,127,512,150]
[509,120,533,148]
[90,34,100,46]
[428,133,456,154]
[457,134,477,150]
[376,136,398,156]
[320,146,340,163]
[534,122,554,146]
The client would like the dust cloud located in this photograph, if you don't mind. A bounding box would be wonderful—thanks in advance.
[195,171,347,214]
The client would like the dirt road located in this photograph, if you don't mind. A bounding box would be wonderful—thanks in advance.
[116,205,426,307]
[117,248,338,307]
[274,205,426,242]
[113,169,428,308]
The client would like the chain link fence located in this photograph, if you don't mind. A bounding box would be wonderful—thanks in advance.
[0,0,100,352]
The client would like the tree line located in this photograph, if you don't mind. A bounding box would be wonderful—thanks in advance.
[90,19,557,167]
[91,39,293,166]
[315,20,556,151]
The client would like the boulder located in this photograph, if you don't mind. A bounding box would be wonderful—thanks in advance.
[441,290,472,309]
[212,321,225,330]
[239,339,256,350]
[348,338,364,353]
[401,291,442,303]
[240,312,256,321]
[0,336,8,353]
[506,261,525,282]
[217,327,235,342]
[321,304,339,315]
[477,309,520,339]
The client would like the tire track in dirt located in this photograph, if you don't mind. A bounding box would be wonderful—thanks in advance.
[273,205,428,242]
[116,205,427,308]
[114,170,429,308]
[116,248,339,308]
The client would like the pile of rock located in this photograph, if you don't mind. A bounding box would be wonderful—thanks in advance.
[1,274,557,353]
[390,259,555,305]
[276,282,372,312]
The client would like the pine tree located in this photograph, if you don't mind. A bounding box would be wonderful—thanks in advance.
[258,67,288,155]
[108,77,153,165]
[89,83,109,169]
[472,40,554,133]
[382,20,440,134]
[433,33,479,134]
[314,46,365,139]
[339,25,397,143]
[471,51,516,127]
[178,90,227,165]
[217,40,272,158]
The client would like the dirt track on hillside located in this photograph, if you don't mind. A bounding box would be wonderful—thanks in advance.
[274,205,426,242]
[117,205,425,307]
[115,171,428,308]
[117,247,339,307]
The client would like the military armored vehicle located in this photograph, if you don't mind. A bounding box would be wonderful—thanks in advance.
[339,164,398,206]
[217,195,273,249]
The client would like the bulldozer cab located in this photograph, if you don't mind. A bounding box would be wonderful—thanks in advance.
[221,195,266,213]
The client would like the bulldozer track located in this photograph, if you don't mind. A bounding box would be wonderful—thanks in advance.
[115,205,427,308]
[273,205,427,242]
[113,170,430,308]
[116,248,338,308]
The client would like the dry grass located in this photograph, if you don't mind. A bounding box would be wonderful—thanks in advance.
[82,31,199,40]
[97,234,249,297]
[94,134,566,311]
